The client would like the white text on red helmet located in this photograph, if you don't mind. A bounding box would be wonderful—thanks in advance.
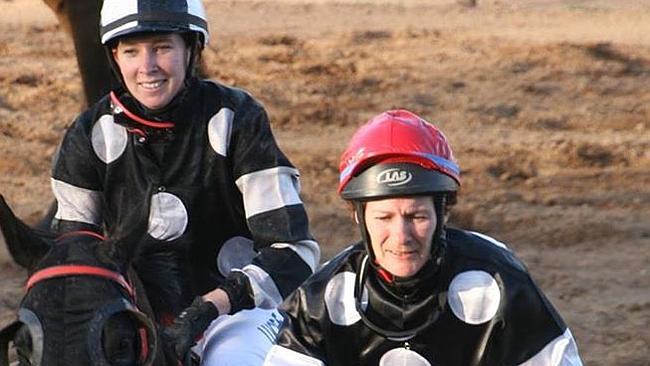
[376,168,413,187]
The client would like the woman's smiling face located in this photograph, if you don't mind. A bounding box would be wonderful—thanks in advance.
[112,33,189,110]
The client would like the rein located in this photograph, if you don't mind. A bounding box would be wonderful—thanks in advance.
[55,230,106,242]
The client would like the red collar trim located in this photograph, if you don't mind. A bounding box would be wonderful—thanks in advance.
[374,261,395,283]
[110,91,175,129]
[26,265,135,300]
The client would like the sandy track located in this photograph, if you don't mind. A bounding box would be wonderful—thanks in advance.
[1,0,649,364]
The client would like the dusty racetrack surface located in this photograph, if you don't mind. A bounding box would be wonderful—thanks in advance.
[1,0,649,364]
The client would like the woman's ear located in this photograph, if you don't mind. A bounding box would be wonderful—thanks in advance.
[345,201,359,224]
[111,47,119,62]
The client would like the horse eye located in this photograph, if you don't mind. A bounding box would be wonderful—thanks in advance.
[14,326,34,366]
[102,313,139,366]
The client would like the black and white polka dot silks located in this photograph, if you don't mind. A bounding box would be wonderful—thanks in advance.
[264,229,583,366]
[51,80,319,314]
[322,269,502,328]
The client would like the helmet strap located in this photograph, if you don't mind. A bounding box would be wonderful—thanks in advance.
[183,32,204,80]
[353,201,375,262]
[105,46,126,91]
[431,194,447,264]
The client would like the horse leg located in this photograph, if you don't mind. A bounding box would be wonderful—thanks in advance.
[45,0,118,106]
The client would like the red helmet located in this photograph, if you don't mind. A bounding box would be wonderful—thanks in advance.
[338,109,460,200]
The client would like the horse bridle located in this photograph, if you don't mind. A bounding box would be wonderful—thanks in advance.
[0,232,157,366]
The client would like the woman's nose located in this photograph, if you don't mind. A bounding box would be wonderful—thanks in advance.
[389,218,411,244]
[139,50,158,73]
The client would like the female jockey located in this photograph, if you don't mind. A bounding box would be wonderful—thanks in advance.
[264,110,582,365]
[50,0,320,363]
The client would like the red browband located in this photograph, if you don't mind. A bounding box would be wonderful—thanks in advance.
[27,230,134,299]
[26,265,135,300]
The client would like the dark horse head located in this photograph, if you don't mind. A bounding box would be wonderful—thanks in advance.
[0,195,160,366]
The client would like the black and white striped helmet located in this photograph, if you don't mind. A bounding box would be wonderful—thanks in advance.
[100,0,209,47]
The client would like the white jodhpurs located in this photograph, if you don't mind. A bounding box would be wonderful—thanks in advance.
[193,308,284,366]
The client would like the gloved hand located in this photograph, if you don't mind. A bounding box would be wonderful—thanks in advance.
[162,296,220,361]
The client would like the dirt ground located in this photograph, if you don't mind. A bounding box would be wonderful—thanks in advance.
[1,0,649,364]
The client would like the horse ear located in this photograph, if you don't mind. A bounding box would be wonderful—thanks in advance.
[0,195,51,270]
[98,186,154,268]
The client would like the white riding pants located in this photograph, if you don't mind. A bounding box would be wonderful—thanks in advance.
[193,308,284,366]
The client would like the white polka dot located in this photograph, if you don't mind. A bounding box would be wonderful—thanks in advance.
[379,348,431,366]
[91,114,127,163]
[216,236,257,276]
[324,271,368,326]
[447,270,501,325]
[207,108,234,157]
[147,192,188,241]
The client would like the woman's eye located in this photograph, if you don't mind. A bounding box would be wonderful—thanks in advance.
[412,215,431,223]
[155,44,172,51]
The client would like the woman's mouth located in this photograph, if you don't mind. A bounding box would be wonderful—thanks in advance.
[139,80,165,90]
[385,249,418,258]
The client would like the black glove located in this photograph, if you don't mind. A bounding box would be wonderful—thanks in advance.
[162,296,220,361]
